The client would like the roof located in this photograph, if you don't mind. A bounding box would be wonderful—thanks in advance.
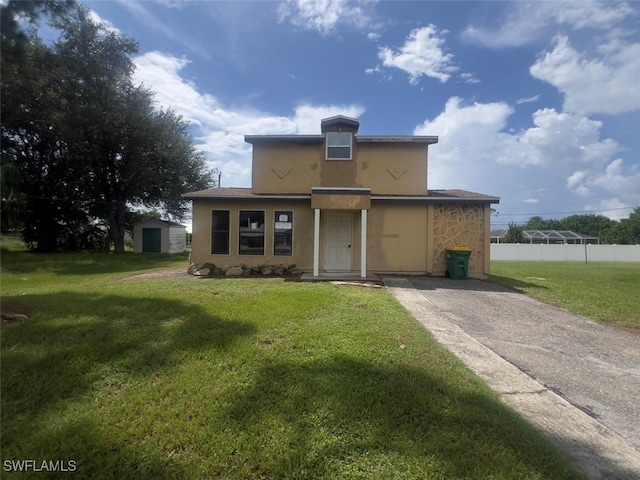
[244,134,438,145]
[321,115,360,132]
[184,187,499,203]
[133,219,186,228]
[491,229,599,240]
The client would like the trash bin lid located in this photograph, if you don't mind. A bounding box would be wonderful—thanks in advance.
[446,246,471,252]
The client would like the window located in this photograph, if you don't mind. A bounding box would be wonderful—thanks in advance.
[239,210,264,255]
[326,132,352,160]
[274,211,293,256]
[211,210,230,255]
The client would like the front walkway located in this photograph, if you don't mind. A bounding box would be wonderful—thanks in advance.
[384,277,640,480]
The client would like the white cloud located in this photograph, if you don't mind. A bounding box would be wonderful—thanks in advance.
[567,160,640,219]
[87,9,120,34]
[496,108,619,167]
[413,97,632,221]
[133,51,365,187]
[376,25,457,84]
[460,72,480,84]
[462,1,636,48]
[530,36,640,116]
[278,0,377,35]
[115,0,211,59]
[516,94,541,105]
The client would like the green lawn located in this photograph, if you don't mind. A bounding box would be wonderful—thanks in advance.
[489,261,640,331]
[0,248,580,479]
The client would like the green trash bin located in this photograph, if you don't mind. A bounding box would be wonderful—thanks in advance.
[445,247,471,279]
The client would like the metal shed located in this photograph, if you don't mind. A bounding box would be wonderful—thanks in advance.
[133,219,187,253]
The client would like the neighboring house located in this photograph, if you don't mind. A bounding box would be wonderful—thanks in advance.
[133,219,187,253]
[185,116,499,278]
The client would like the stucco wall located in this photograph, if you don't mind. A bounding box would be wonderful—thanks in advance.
[367,202,428,273]
[432,204,490,278]
[191,199,491,277]
[190,198,315,269]
[251,141,429,195]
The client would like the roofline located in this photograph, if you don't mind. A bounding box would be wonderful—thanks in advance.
[372,195,499,203]
[245,134,438,145]
[184,192,499,203]
[356,136,438,144]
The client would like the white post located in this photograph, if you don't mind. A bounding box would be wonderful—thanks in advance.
[313,209,320,277]
[361,209,367,278]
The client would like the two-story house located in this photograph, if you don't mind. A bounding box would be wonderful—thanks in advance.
[185,115,499,278]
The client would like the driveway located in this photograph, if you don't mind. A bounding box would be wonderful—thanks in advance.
[384,277,640,480]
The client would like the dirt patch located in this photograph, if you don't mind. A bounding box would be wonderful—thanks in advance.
[1,302,34,326]
[118,267,194,282]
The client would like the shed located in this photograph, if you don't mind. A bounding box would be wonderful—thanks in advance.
[133,219,187,253]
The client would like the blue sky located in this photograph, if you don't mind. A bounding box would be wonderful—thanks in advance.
[84,0,640,227]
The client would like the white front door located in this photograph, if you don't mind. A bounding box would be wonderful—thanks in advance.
[324,212,352,271]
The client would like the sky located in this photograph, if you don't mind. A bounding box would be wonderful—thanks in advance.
[83,0,640,228]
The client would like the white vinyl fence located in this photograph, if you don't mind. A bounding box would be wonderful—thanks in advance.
[491,244,640,262]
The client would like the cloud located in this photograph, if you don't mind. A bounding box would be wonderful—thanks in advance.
[530,35,640,116]
[87,9,120,34]
[413,97,632,220]
[496,108,620,167]
[277,0,378,35]
[516,94,541,105]
[462,1,636,48]
[115,0,211,59]
[566,159,640,218]
[133,51,365,187]
[460,73,480,84]
[375,25,457,84]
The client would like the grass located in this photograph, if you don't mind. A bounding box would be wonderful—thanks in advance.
[489,261,640,331]
[0,248,581,479]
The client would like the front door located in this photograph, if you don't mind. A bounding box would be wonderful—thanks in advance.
[324,212,352,271]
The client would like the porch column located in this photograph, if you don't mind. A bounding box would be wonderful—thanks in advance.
[360,209,367,278]
[313,208,320,277]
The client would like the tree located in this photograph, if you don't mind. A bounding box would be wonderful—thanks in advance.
[1,3,213,252]
[504,222,524,243]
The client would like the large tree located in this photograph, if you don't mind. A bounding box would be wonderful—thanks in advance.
[1,2,213,252]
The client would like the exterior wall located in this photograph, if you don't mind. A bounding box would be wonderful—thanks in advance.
[168,226,186,253]
[190,198,315,269]
[367,202,428,273]
[191,198,492,276]
[432,204,490,278]
[251,141,428,195]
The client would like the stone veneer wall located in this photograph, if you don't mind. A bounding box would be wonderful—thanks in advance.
[432,204,486,275]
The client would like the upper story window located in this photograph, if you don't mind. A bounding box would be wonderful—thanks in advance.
[326,132,352,160]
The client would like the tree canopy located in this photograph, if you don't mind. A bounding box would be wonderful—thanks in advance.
[523,209,640,244]
[1,1,213,252]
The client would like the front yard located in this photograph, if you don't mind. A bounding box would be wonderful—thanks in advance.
[0,249,578,478]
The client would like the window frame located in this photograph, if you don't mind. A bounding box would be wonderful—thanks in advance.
[273,210,293,257]
[325,132,352,160]
[211,210,230,255]
[238,210,266,256]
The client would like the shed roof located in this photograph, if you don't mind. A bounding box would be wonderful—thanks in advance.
[134,219,186,228]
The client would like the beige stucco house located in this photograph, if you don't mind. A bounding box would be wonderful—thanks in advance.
[185,115,499,278]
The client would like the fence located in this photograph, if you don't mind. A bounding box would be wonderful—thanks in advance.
[491,244,640,262]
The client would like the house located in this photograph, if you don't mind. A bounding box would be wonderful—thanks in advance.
[133,219,187,253]
[185,116,499,278]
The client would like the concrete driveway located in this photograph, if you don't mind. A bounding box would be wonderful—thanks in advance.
[384,276,640,480]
